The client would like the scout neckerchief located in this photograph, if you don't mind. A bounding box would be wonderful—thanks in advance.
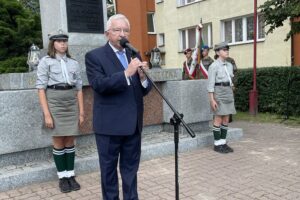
[60,56,71,85]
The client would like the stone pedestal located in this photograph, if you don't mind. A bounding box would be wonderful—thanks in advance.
[39,0,107,48]
[0,68,183,157]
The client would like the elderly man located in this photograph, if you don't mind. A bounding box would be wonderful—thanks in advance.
[85,14,152,200]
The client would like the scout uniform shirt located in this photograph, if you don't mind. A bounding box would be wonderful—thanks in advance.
[202,56,214,71]
[207,59,234,93]
[36,55,82,90]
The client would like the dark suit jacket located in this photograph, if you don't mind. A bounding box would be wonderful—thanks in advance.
[85,42,152,136]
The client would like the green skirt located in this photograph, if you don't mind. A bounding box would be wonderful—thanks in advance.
[42,88,80,136]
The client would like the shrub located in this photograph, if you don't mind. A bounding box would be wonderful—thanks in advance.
[0,56,28,73]
[235,66,300,116]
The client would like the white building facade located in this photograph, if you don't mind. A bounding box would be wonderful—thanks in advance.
[155,0,292,69]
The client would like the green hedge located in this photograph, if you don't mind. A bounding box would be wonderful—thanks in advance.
[235,66,300,116]
[0,56,28,73]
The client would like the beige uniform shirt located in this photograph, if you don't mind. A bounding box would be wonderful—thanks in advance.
[36,55,82,90]
[207,59,234,93]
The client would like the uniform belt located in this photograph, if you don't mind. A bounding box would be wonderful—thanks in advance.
[47,84,75,90]
[215,82,230,86]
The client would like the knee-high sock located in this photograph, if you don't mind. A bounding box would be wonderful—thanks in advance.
[213,125,221,146]
[53,147,67,179]
[65,146,75,177]
[220,124,228,144]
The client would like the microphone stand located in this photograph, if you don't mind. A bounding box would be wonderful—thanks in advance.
[132,52,195,200]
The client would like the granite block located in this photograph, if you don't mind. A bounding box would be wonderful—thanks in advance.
[0,69,182,90]
[162,80,213,124]
[0,90,51,155]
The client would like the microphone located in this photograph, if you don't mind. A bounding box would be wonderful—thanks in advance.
[120,37,139,55]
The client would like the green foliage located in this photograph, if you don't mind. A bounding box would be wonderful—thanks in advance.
[19,0,40,13]
[235,66,300,116]
[0,0,41,73]
[259,0,300,41]
[0,56,28,73]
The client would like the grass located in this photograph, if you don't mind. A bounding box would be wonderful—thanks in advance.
[234,111,300,127]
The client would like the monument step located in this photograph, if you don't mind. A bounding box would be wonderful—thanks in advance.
[0,128,243,192]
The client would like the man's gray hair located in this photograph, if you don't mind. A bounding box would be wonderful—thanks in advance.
[106,14,130,31]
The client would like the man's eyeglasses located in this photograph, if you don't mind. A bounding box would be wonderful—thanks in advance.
[109,28,130,34]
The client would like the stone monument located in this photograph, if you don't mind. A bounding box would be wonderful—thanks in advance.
[40,0,106,47]
[39,0,107,70]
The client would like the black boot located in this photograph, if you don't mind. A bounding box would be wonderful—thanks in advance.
[222,144,234,153]
[214,145,229,153]
[68,176,81,191]
[59,177,72,193]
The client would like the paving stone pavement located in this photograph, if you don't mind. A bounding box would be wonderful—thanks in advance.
[0,121,299,200]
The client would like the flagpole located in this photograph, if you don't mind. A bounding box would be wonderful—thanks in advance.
[249,0,258,115]
[198,18,202,65]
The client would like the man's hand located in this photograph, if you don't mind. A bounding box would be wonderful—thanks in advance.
[125,58,142,77]
[125,58,148,82]
[137,61,148,81]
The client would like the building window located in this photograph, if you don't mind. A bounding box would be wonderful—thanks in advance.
[147,13,155,33]
[224,21,232,43]
[201,23,212,48]
[246,16,254,40]
[222,15,265,44]
[158,33,165,47]
[179,23,212,51]
[235,18,243,42]
[177,0,199,6]
[258,15,265,39]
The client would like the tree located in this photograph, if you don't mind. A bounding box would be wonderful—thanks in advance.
[259,0,300,41]
[0,0,41,73]
[19,0,40,13]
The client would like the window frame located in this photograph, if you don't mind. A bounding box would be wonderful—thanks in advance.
[179,23,212,52]
[221,14,265,45]
[177,0,201,7]
[158,33,165,47]
[147,12,156,34]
